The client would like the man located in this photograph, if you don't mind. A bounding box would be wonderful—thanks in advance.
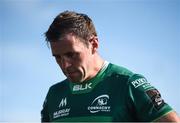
[41,10,180,122]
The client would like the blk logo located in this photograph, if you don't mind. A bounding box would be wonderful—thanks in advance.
[59,98,67,108]
[73,83,92,91]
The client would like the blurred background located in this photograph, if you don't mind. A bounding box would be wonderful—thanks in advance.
[0,0,179,122]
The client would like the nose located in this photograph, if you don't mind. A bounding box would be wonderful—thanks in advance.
[60,57,72,69]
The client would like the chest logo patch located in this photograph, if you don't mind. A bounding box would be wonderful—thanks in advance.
[88,94,111,113]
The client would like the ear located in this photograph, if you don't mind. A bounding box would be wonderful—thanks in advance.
[89,36,99,54]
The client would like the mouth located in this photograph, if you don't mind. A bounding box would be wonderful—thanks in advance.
[64,68,80,79]
[68,72,76,75]
[66,71,78,77]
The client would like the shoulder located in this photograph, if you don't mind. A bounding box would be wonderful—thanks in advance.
[105,63,134,82]
[105,63,149,88]
[107,63,134,77]
[48,79,69,94]
[102,63,136,89]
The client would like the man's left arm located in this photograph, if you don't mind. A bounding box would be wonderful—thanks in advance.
[127,74,179,122]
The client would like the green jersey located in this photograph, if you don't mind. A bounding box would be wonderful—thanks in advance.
[41,62,173,122]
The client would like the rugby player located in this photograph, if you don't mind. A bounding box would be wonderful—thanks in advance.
[41,11,180,122]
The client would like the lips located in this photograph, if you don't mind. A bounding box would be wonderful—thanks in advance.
[68,72,76,75]
[66,71,78,76]
[67,69,76,74]
[64,68,79,78]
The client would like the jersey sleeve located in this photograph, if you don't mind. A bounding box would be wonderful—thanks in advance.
[126,74,173,121]
[41,95,50,122]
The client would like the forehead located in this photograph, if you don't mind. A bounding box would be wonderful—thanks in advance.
[50,34,86,54]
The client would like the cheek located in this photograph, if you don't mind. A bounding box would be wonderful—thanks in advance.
[74,50,91,69]
[73,55,86,73]
[80,54,91,71]
[74,53,85,64]
[79,55,88,67]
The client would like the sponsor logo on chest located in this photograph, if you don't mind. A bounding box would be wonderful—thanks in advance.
[73,83,92,91]
[88,94,111,113]
[59,98,67,108]
[53,97,70,119]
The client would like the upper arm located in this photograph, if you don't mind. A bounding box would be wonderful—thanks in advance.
[154,111,180,122]
[127,74,174,121]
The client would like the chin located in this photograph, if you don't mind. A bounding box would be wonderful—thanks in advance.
[67,74,84,83]
[67,77,83,83]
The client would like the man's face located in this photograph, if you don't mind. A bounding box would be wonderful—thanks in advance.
[50,34,93,83]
